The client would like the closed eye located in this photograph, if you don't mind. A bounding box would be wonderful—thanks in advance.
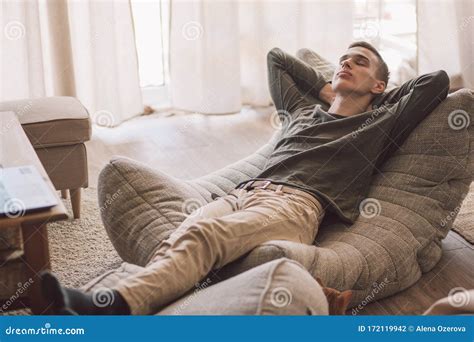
[340,58,368,67]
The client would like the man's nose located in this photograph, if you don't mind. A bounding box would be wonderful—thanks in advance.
[341,60,352,70]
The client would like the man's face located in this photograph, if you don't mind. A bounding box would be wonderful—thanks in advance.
[331,46,386,97]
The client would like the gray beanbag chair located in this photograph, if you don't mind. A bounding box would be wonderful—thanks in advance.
[82,258,329,315]
[92,48,473,310]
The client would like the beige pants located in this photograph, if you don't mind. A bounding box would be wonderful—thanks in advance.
[114,185,325,315]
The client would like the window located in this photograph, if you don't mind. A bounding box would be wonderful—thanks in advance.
[353,0,418,86]
[130,0,171,108]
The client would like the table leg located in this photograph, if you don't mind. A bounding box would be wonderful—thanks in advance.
[21,221,52,315]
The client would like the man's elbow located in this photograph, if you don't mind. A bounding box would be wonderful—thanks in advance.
[268,47,283,57]
[267,47,284,66]
[435,69,450,99]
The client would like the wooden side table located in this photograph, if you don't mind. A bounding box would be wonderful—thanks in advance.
[0,111,68,314]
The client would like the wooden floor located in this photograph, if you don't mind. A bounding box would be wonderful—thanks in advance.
[86,106,275,187]
[86,106,473,315]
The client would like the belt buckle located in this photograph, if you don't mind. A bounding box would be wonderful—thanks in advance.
[260,180,272,190]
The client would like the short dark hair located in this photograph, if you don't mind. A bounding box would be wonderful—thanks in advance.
[348,41,390,86]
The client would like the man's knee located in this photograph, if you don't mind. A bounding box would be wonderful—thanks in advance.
[172,219,225,253]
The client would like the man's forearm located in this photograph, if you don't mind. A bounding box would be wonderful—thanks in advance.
[374,70,450,170]
[375,70,449,106]
[268,47,329,101]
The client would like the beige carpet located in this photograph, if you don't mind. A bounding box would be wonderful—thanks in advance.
[452,182,474,244]
[49,187,123,287]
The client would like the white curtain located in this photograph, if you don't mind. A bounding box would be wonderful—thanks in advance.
[1,0,143,126]
[169,0,354,114]
[417,0,473,89]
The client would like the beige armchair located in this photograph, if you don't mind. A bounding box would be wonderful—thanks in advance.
[0,97,91,218]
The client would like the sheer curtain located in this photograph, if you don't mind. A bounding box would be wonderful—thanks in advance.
[3,0,470,124]
[1,0,143,126]
[169,0,354,114]
[417,0,473,89]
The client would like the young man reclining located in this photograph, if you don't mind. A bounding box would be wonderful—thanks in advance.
[40,41,450,315]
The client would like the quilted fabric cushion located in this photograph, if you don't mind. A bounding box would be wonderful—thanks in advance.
[81,258,329,315]
[98,48,473,308]
[98,157,206,266]
[98,132,281,267]
[215,87,473,306]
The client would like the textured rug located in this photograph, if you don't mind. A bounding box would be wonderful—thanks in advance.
[4,187,123,315]
[452,182,474,244]
[49,187,123,287]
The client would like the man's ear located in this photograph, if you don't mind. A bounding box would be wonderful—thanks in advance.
[371,79,386,96]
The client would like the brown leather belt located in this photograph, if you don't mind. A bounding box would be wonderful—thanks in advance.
[236,179,323,211]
